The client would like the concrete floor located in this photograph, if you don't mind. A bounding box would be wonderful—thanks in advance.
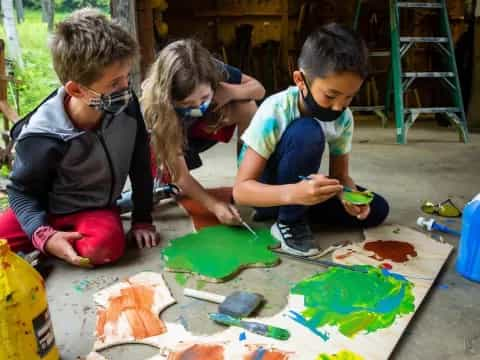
[44,120,480,360]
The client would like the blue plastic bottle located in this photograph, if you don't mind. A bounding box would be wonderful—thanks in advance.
[456,194,480,282]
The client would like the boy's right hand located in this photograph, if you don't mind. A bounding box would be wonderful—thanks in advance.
[293,174,343,205]
[44,231,92,267]
[212,201,242,226]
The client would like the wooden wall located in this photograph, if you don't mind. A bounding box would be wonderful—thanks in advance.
[136,0,470,111]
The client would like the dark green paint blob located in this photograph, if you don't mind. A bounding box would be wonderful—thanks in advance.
[342,190,374,205]
[291,265,415,338]
[162,225,280,281]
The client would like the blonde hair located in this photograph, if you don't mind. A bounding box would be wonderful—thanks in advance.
[50,8,138,85]
[141,39,226,179]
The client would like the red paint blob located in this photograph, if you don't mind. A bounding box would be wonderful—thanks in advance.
[364,240,417,263]
[381,263,393,270]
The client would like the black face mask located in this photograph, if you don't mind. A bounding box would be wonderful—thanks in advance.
[300,73,344,122]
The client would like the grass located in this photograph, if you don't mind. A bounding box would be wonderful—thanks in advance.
[0,10,69,116]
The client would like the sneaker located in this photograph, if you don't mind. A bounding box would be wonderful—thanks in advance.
[271,221,319,257]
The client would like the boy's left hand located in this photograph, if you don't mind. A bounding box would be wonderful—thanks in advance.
[342,200,370,220]
[212,83,233,111]
[130,224,160,249]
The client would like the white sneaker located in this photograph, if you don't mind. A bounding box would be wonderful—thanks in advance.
[271,221,319,257]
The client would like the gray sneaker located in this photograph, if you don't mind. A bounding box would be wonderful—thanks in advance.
[271,221,319,257]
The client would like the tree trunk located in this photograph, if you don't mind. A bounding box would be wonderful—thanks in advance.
[1,0,24,69]
[41,0,54,31]
[14,0,24,23]
[111,0,142,95]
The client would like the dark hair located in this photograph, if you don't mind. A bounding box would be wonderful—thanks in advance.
[298,23,369,80]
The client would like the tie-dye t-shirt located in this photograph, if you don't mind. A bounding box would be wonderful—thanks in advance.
[240,86,354,162]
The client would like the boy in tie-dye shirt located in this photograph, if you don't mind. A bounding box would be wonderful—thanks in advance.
[234,24,389,257]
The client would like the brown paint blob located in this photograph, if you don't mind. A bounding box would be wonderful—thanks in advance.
[168,344,225,360]
[179,187,232,231]
[364,240,417,263]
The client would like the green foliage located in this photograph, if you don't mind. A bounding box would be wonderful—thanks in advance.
[24,0,109,12]
[0,11,61,116]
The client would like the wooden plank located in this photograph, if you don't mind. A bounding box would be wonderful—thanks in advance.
[89,225,452,359]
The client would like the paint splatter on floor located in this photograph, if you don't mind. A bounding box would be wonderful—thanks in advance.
[316,350,364,360]
[291,265,415,338]
[175,273,190,286]
[167,344,225,360]
[178,187,232,230]
[364,240,417,262]
[162,225,280,281]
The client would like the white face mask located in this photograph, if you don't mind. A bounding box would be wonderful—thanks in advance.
[174,96,213,118]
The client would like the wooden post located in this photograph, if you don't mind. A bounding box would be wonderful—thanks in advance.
[467,1,480,130]
[135,0,155,78]
[281,0,289,78]
[111,0,142,95]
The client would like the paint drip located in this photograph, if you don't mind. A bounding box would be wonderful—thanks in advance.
[316,349,365,360]
[290,265,415,338]
[162,225,279,281]
[364,240,417,263]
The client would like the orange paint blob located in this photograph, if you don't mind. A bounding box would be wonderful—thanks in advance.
[179,187,232,230]
[168,344,225,360]
[244,348,290,360]
[96,284,166,340]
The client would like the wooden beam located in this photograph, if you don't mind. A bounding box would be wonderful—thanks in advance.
[467,1,480,130]
[135,0,155,78]
[110,0,142,94]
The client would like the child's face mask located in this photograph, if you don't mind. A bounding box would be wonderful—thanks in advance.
[174,97,212,118]
[85,86,133,115]
[300,72,344,122]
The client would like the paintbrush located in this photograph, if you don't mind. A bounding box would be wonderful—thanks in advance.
[239,219,258,238]
[299,176,355,193]
[273,249,368,273]
[209,313,290,340]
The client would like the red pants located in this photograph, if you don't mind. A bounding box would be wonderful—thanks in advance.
[0,208,125,265]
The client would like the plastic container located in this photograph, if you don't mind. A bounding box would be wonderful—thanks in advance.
[0,239,59,359]
[456,194,480,282]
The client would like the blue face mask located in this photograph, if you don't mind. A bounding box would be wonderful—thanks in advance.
[175,98,212,118]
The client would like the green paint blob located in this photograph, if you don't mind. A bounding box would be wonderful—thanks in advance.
[316,350,365,360]
[342,190,374,205]
[291,265,415,338]
[175,273,190,286]
[162,225,280,281]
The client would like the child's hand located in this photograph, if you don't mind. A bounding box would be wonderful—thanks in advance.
[131,226,160,249]
[213,201,242,226]
[45,231,92,267]
[342,201,370,220]
[294,174,343,205]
